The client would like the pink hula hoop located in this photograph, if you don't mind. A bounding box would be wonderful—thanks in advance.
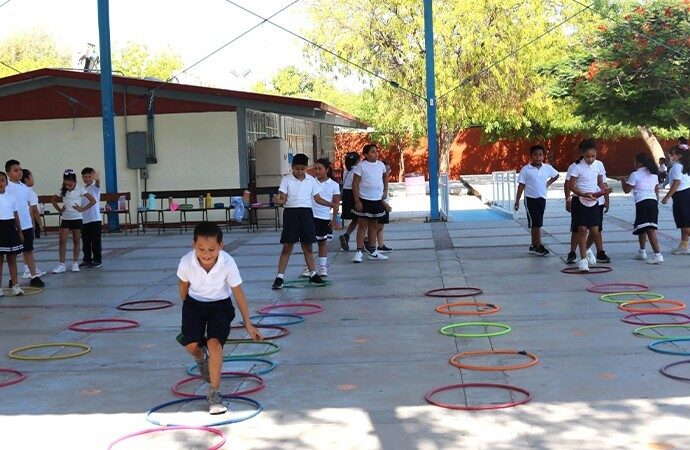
[257,302,323,315]
[68,318,139,332]
[108,426,225,450]
[172,371,266,398]
[0,368,27,388]
[587,282,651,294]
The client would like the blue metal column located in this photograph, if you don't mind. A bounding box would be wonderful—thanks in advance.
[97,0,119,229]
[424,0,440,221]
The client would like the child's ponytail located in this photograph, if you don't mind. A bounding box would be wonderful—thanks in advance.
[634,152,659,175]
[60,169,77,197]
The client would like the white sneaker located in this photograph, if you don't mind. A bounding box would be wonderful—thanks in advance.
[318,266,328,277]
[12,284,24,296]
[53,263,66,274]
[351,251,363,263]
[367,250,389,261]
[586,249,596,265]
[71,262,80,272]
[671,246,690,255]
[578,258,590,272]
[299,267,311,278]
[22,269,46,279]
[22,270,31,279]
[646,254,664,265]
[635,249,647,260]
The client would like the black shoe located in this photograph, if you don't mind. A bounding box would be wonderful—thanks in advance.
[90,262,102,268]
[8,279,11,288]
[378,245,393,252]
[271,277,284,290]
[529,244,538,254]
[339,234,349,251]
[566,251,577,264]
[79,261,92,268]
[309,274,326,285]
[29,276,45,288]
[536,245,549,256]
[596,251,611,264]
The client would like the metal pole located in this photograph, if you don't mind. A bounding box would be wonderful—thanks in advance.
[97,0,119,230]
[424,0,439,221]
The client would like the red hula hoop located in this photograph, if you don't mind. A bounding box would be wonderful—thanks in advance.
[425,287,484,298]
[0,368,27,388]
[116,300,174,311]
[561,266,612,274]
[257,302,323,315]
[173,371,265,398]
[587,282,650,293]
[108,425,226,450]
[622,312,690,325]
[230,324,289,340]
[425,383,532,410]
[68,318,140,332]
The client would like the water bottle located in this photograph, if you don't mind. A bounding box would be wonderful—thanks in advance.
[147,193,156,210]
[198,195,203,208]
[118,195,127,210]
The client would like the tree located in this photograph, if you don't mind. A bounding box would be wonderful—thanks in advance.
[112,42,183,80]
[0,29,71,77]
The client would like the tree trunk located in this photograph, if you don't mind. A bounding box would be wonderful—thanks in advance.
[398,141,405,182]
[438,128,453,175]
[638,126,666,161]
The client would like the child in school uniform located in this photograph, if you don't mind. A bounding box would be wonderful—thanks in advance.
[51,169,97,273]
[20,168,46,280]
[514,145,559,256]
[568,139,611,272]
[620,153,663,264]
[365,160,393,253]
[80,167,102,268]
[177,222,262,414]
[338,152,360,251]
[0,171,24,296]
[661,146,690,254]
[272,153,335,290]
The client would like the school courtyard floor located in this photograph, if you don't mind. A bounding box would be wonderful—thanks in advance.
[1,181,690,450]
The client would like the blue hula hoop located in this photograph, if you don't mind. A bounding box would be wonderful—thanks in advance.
[187,357,276,376]
[247,313,305,326]
[146,395,262,427]
[648,338,690,356]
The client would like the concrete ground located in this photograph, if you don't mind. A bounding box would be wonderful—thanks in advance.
[1,182,690,450]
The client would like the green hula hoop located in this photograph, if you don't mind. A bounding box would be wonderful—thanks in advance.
[282,279,332,289]
[600,292,664,304]
[8,342,91,360]
[440,322,512,338]
[223,340,280,360]
[633,324,690,339]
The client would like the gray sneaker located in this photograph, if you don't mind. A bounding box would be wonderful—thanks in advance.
[207,389,227,415]
[196,349,210,383]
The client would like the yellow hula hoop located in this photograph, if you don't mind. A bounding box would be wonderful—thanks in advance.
[8,342,91,361]
[1,286,42,296]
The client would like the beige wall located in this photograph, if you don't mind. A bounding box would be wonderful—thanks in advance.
[0,111,239,227]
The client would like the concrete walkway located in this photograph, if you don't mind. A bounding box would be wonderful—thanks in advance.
[1,187,690,449]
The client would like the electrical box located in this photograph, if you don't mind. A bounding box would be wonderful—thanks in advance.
[254,137,291,187]
[126,132,148,169]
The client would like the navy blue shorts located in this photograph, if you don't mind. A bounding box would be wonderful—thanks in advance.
[672,189,690,228]
[281,208,316,244]
[524,197,546,228]
[181,295,235,347]
[572,197,600,229]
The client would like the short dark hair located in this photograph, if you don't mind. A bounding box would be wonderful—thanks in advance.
[0,171,6,181]
[530,145,545,155]
[4,159,20,172]
[659,157,666,163]
[193,222,223,243]
[362,144,377,155]
[291,153,309,167]
[81,167,95,175]
[578,138,597,153]
[21,169,31,183]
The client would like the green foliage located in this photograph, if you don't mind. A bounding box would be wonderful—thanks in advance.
[0,29,71,77]
[112,42,183,80]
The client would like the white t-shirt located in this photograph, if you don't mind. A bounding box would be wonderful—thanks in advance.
[279,173,322,208]
[571,160,606,207]
[0,192,18,220]
[312,178,340,220]
[669,162,690,191]
[82,183,102,223]
[517,163,558,199]
[27,187,38,207]
[177,250,243,302]
[659,163,667,173]
[626,168,658,203]
[353,160,387,201]
[6,182,32,230]
[58,186,88,220]
[342,167,356,190]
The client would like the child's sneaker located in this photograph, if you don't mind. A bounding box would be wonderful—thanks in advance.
[536,245,549,256]
[367,250,388,260]
[207,389,227,415]
[566,251,577,264]
[21,269,31,279]
[596,251,611,264]
[352,250,363,263]
[299,267,311,278]
[52,263,66,274]
[271,277,284,290]
[646,253,664,265]
[671,246,690,255]
[196,348,210,383]
[578,258,590,272]
[90,262,102,268]
[529,244,538,255]
[339,234,349,251]
[378,245,393,252]
[586,249,597,265]
[309,274,326,285]
[318,266,328,277]
[71,262,80,272]
[79,261,92,268]
[0,290,3,298]
[12,284,24,296]
[635,249,647,260]
[29,276,45,288]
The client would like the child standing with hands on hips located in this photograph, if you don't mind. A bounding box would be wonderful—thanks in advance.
[661,146,690,254]
[0,171,24,296]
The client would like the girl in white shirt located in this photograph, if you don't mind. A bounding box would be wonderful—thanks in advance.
[620,153,663,264]
[338,152,360,251]
[661,146,690,254]
[0,171,24,296]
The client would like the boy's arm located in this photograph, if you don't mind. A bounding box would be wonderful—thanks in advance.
[13,211,24,242]
[547,174,559,187]
[93,170,100,188]
[178,280,190,300]
[514,183,525,211]
[30,204,41,225]
[231,284,263,341]
[274,191,287,206]
[313,193,333,207]
[78,192,97,212]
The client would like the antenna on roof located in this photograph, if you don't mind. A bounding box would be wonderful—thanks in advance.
[78,43,100,73]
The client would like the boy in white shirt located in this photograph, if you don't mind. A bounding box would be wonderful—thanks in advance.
[177,222,262,414]
[80,167,102,268]
[514,145,559,256]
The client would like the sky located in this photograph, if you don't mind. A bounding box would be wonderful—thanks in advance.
[0,0,361,91]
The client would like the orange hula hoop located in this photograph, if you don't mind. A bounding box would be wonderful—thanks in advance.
[619,299,686,314]
[435,302,500,315]
[450,349,539,371]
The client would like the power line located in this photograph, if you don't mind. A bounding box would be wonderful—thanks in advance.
[0,0,13,9]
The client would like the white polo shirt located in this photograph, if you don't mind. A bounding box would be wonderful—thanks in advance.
[177,250,243,302]
[6,182,32,230]
[0,192,18,220]
[669,162,690,191]
[279,173,322,208]
[517,163,558,199]
[82,182,102,224]
[342,168,355,190]
[57,186,88,220]
[353,160,387,201]
[571,160,606,207]
[312,178,340,220]
[626,167,658,203]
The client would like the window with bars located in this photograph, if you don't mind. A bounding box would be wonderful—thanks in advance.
[246,110,279,184]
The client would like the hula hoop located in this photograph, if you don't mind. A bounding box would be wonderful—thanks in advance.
[435,302,500,315]
[622,312,690,325]
[561,266,612,274]
[108,426,226,450]
[1,286,42,296]
[425,287,483,298]
[0,368,27,387]
[8,342,91,361]
[247,313,305,326]
[600,292,664,304]
[439,322,511,338]
[187,357,276,376]
[257,302,323,315]
[68,318,139,332]
[425,383,532,410]
[660,360,690,382]
[223,340,280,359]
[116,299,174,311]
[633,324,690,339]
[449,349,539,371]
[587,282,650,294]
[619,299,685,313]
[173,371,265,398]
[230,324,289,340]
[649,338,690,356]
[282,279,332,288]
[146,395,262,427]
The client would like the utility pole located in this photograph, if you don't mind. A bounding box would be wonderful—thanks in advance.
[424,0,440,221]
